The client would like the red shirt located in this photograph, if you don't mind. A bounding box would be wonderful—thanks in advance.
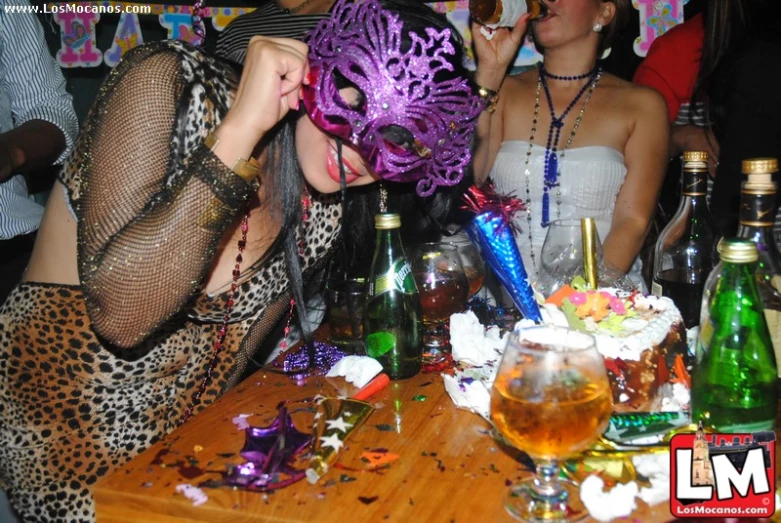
[633,13,704,123]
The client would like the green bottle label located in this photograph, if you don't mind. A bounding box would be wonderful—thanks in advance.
[366,332,396,358]
[373,259,416,296]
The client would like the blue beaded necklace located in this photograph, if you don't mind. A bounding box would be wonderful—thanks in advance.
[538,63,601,227]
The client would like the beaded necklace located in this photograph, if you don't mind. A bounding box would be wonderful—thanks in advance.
[181,186,312,424]
[523,64,602,274]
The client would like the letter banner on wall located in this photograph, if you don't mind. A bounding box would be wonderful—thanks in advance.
[48,0,688,68]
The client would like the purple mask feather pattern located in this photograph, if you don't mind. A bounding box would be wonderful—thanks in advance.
[303,0,483,196]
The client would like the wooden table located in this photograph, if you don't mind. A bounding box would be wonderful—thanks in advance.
[93,361,676,522]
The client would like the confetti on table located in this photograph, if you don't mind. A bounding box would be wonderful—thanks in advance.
[232,414,252,430]
[412,395,427,402]
[360,451,400,467]
[374,424,394,432]
[339,474,357,483]
[193,445,203,454]
[175,483,208,506]
[358,496,379,505]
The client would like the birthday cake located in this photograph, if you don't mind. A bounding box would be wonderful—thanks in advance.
[542,282,688,412]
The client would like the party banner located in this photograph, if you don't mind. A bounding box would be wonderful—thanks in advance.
[48,0,688,68]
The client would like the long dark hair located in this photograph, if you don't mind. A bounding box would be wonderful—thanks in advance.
[689,0,781,131]
[258,0,475,357]
[689,0,749,129]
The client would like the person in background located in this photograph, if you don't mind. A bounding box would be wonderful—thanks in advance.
[632,12,715,163]
[0,0,481,520]
[698,0,781,237]
[472,0,668,290]
[0,0,79,303]
[216,0,336,64]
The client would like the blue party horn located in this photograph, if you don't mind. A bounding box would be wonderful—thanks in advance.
[463,185,542,323]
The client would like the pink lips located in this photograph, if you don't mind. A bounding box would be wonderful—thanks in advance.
[326,147,359,185]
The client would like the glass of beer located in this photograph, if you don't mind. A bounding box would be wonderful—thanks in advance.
[491,325,612,521]
[407,242,469,360]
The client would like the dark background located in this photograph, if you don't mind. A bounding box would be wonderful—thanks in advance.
[33,0,707,124]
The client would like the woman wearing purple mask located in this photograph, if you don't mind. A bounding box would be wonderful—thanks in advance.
[0,1,480,521]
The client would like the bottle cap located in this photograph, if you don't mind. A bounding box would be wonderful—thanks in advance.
[718,238,758,264]
[375,213,401,230]
[682,151,709,162]
[742,158,778,175]
[681,151,709,173]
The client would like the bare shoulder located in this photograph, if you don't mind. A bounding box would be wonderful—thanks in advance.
[600,73,667,114]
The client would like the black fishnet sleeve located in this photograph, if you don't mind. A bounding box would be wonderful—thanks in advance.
[76,47,254,348]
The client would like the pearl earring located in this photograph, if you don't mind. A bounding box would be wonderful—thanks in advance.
[593,22,603,33]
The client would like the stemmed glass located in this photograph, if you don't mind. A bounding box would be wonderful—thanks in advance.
[491,325,613,522]
[536,218,636,297]
[407,242,469,359]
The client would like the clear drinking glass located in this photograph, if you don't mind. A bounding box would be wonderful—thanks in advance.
[536,218,635,297]
[491,326,613,522]
[449,240,486,299]
[407,242,469,359]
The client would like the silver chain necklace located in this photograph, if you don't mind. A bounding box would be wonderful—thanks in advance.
[523,69,602,274]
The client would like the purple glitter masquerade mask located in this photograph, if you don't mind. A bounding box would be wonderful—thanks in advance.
[303,0,483,197]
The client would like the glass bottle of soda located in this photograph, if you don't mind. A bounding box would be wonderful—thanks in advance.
[736,158,781,378]
[652,151,717,328]
[363,213,423,380]
[692,239,777,432]
[470,0,547,27]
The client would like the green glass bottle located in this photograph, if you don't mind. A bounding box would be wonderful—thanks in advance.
[363,213,423,380]
[693,239,778,432]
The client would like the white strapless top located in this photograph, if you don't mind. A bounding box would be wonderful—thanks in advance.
[489,140,645,286]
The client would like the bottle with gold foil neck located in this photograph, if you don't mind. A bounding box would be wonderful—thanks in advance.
[652,151,718,329]
[363,213,423,380]
[736,157,781,379]
[470,0,547,27]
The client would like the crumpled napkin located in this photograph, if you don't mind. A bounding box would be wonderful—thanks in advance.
[580,452,671,521]
[326,356,382,388]
[580,475,638,521]
[450,311,508,366]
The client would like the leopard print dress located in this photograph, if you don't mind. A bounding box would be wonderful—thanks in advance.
[0,41,341,522]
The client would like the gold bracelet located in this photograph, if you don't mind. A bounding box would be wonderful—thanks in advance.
[204,133,260,182]
[477,85,500,114]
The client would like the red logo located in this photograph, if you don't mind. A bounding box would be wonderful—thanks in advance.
[670,424,775,518]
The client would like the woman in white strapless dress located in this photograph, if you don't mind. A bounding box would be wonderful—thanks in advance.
[490,141,645,288]
[471,0,669,290]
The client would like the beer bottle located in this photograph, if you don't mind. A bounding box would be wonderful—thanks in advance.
[652,151,717,328]
[692,239,777,432]
[470,0,547,27]
[363,213,423,380]
[736,158,781,378]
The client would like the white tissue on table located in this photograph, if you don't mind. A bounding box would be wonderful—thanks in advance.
[326,355,382,388]
[580,475,638,522]
[450,311,507,366]
[633,452,671,506]
[442,373,492,421]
